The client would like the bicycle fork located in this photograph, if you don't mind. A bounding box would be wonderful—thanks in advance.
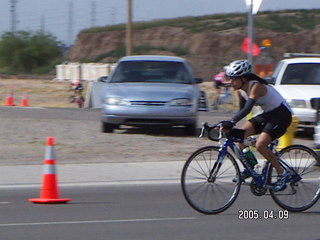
[208,150,227,183]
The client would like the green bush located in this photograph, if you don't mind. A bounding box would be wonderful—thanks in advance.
[0,31,63,74]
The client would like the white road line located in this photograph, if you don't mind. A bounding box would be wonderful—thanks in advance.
[0,179,181,189]
[0,202,10,204]
[0,217,197,227]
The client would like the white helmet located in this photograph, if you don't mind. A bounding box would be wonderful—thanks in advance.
[225,60,252,77]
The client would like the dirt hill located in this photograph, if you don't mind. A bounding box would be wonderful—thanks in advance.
[67,10,320,80]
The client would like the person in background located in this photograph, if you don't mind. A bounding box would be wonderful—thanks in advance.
[212,67,231,109]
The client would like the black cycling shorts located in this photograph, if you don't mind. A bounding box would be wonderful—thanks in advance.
[249,103,292,140]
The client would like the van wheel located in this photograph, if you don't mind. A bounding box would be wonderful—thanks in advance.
[185,123,197,136]
[102,122,115,133]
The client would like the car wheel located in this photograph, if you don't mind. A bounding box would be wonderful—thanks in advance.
[185,123,197,136]
[102,122,116,133]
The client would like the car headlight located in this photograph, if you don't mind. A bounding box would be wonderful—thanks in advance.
[169,98,192,106]
[104,97,130,106]
[287,99,307,108]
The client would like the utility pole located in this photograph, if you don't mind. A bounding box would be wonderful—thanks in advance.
[126,0,132,56]
[10,0,18,35]
[245,0,263,66]
[247,0,253,66]
[40,15,45,33]
[67,1,74,47]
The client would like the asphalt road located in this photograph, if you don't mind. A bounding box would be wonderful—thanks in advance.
[0,107,318,240]
[0,184,319,240]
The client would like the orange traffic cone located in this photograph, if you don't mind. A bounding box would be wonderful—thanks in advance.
[20,90,29,107]
[4,86,15,106]
[29,137,71,204]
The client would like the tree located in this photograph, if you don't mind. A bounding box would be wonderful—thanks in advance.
[0,31,63,74]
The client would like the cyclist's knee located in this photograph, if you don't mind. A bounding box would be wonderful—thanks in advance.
[255,138,271,152]
[255,141,267,152]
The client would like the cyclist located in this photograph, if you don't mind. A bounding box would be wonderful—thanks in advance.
[221,60,292,192]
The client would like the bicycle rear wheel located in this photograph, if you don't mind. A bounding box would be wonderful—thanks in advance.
[181,146,241,214]
[269,145,320,212]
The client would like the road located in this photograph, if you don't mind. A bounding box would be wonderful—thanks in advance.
[0,107,319,240]
[0,184,319,240]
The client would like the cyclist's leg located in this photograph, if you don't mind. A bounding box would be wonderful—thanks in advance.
[235,121,257,181]
[256,132,283,174]
[239,120,256,149]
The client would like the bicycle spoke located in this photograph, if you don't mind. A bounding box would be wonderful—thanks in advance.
[181,146,240,214]
[270,145,320,212]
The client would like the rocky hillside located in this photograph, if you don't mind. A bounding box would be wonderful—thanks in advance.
[67,10,320,80]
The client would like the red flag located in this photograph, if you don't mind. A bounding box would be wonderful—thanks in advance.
[241,37,261,56]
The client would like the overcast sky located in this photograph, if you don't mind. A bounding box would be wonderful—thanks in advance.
[0,0,318,45]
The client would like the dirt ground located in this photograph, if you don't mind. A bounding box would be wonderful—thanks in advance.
[0,78,235,166]
[0,78,312,167]
[0,78,238,109]
[0,78,85,108]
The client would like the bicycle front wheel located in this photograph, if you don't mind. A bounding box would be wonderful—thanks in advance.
[269,145,320,212]
[181,146,241,214]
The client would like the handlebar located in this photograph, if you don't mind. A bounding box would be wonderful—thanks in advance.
[199,122,248,143]
[199,122,223,141]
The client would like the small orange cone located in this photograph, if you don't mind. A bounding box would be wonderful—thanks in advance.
[4,86,15,106]
[29,137,71,204]
[20,90,29,107]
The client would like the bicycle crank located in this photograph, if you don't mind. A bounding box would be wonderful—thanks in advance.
[250,179,267,196]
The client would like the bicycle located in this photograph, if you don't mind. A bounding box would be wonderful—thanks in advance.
[69,83,85,108]
[181,122,320,214]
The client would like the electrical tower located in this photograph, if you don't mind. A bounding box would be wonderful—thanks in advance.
[10,0,18,34]
[110,7,116,25]
[91,1,96,27]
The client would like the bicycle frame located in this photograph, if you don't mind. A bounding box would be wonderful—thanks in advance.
[212,130,301,189]
[215,137,269,188]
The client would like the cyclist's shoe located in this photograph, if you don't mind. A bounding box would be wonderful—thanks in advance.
[232,169,251,183]
[274,171,291,192]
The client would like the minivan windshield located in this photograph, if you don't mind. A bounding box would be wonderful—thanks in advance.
[110,61,193,84]
[281,63,320,85]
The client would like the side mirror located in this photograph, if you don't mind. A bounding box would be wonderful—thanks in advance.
[195,78,203,84]
[98,76,108,82]
[265,76,275,85]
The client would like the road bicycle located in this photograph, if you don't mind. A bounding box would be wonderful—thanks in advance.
[181,122,320,214]
[69,84,85,108]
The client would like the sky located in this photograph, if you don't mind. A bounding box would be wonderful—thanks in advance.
[0,0,319,45]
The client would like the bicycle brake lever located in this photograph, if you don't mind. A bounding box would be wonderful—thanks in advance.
[199,122,208,138]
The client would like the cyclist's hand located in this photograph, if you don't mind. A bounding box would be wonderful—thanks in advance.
[220,120,235,131]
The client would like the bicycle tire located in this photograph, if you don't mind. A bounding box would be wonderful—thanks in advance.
[181,146,241,214]
[269,145,320,212]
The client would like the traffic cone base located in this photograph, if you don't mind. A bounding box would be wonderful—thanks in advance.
[20,90,29,107]
[28,137,71,204]
[28,198,71,204]
[4,86,15,106]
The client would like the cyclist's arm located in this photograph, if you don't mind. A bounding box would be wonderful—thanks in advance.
[231,98,256,123]
[231,83,266,123]
[237,91,246,110]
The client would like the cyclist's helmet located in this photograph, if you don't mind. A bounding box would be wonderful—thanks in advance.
[225,60,252,77]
